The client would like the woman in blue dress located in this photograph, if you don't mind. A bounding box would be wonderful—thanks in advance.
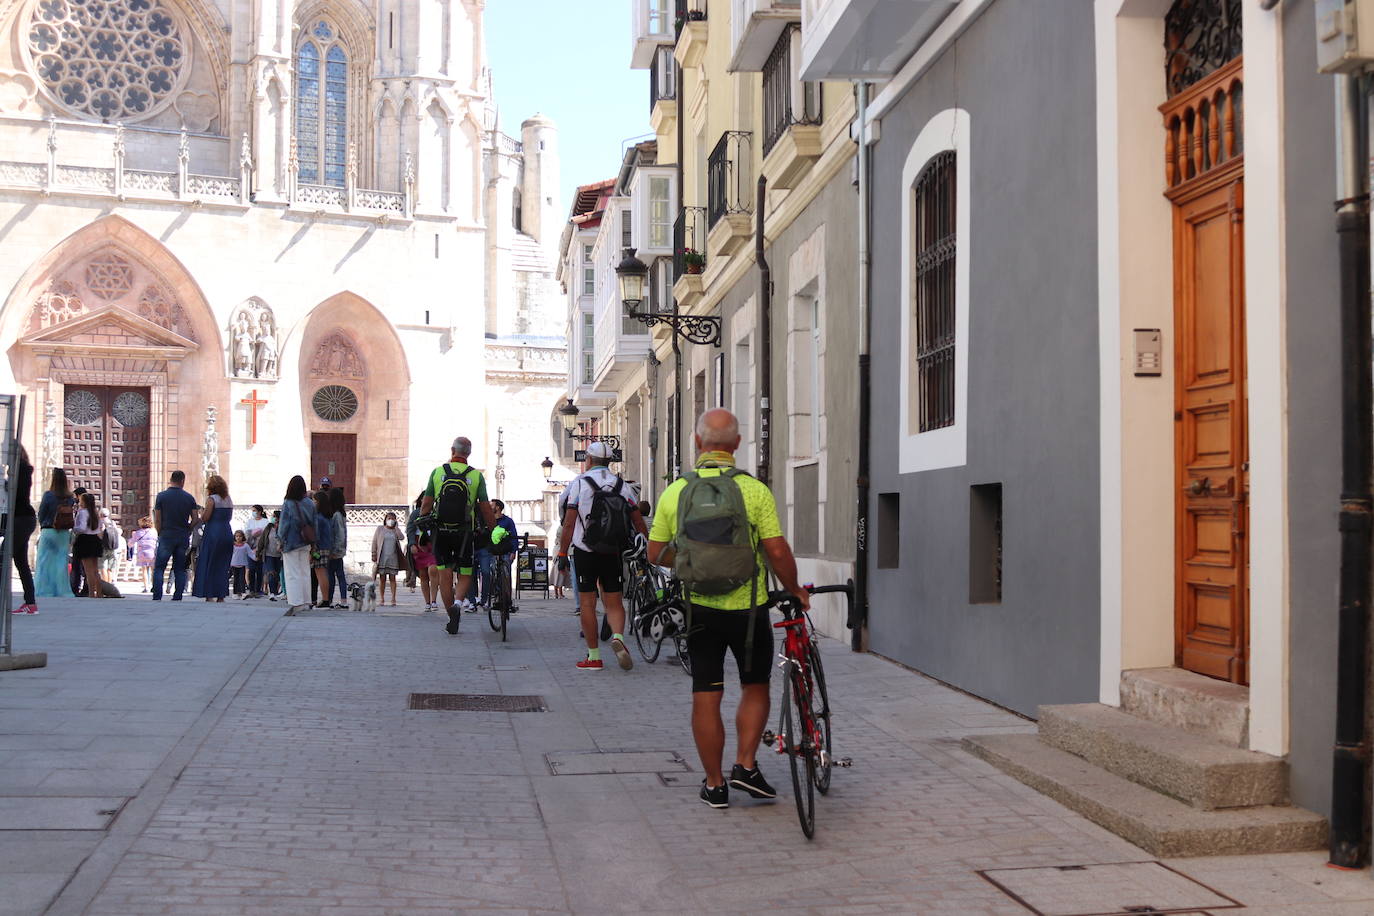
[192,474,234,601]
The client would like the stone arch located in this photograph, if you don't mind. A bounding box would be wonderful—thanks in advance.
[0,214,228,522]
[292,292,410,504]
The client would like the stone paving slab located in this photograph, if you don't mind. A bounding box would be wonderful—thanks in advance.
[3,588,1374,914]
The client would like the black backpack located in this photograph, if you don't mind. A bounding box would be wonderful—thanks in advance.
[581,474,633,555]
[435,464,476,533]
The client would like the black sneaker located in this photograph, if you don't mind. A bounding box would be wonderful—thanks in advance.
[699,780,728,809]
[729,764,777,799]
[445,606,461,635]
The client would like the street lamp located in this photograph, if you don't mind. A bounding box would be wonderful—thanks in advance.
[540,456,554,480]
[558,398,580,434]
[617,248,722,347]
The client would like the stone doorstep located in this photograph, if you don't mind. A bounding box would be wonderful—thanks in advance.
[1121,666,1249,748]
[963,733,1326,858]
[1038,703,1287,810]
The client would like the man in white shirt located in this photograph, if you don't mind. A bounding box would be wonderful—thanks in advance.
[556,442,648,671]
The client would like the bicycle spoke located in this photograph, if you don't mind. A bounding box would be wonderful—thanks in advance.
[808,645,833,794]
[783,669,814,838]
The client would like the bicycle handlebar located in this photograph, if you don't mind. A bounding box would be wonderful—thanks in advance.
[767,580,856,616]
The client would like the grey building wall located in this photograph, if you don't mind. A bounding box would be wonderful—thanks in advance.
[1281,3,1342,818]
[866,0,1100,716]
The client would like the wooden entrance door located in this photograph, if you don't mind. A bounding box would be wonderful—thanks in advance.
[63,386,152,534]
[311,433,356,501]
[1162,54,1248,684]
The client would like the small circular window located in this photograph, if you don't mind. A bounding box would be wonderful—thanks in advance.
[312,385,357,422]
[64,389,101,425]
[111,391,149,427]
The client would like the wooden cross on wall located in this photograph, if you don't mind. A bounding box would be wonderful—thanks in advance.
[239,389,268,447]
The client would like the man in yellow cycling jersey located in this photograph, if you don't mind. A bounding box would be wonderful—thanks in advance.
[648,408,809,809]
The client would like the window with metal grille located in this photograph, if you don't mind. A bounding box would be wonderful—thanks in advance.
[912,150,957,432]
[762,25,822,156]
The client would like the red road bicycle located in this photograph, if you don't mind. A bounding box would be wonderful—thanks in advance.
[762,581,853,839]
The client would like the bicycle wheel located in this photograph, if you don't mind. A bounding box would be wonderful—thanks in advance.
[486,581,501,632]
[781,668,815,839]
[806,645,833,794]
[496,563,511,642]
[673,633,692,676]
[632,596,663,663]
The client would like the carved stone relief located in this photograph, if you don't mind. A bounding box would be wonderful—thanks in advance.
[202,405,219,480]
[309,329,366,379]
[28,280,85,332]
[227,299,278,379]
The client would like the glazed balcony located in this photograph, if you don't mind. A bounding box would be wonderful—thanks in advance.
[730,0,801,72]
[799,0,957,80]
[592,284,652,393]
[632,0,675,69]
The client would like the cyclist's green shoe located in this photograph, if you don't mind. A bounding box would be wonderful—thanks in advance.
[699,780,729,809]
[729,764,777,799]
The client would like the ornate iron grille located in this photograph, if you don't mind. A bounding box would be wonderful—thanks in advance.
[913,151,957,433]
[674,0,707,35]
[707,131,752,228]
[763,25,822,156]
[1164,0,1241,98]
[312,384,358,422]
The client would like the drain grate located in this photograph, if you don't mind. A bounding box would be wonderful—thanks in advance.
[407,693,546,712]
[978,862,1240,916]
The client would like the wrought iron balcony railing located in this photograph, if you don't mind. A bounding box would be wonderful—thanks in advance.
[762,25,822,155]
[675,0,707,35]
[707,131,752,228]
[673,206,708,281]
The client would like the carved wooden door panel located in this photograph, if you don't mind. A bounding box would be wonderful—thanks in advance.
[310,433,356,501]
[63,386,151,534]
[1173,175,1248,685]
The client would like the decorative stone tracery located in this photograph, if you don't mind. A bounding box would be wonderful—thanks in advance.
[26,0,192,122]
[309,329,366,379]
[85,252,134,300]
[29,280,85,331]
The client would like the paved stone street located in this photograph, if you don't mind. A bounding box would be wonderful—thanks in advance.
[4,588,1374,915]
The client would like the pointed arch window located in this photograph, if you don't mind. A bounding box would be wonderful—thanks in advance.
[295,21,349,187]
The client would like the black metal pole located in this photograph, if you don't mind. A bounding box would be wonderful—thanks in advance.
[852,82,871,650]
[1329,72,1371,870]
[756,175,771,488]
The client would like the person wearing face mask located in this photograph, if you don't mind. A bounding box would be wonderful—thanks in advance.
[372,510,405,607]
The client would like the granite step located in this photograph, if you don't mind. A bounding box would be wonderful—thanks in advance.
[1039,703,1287,810]
[1120,667,1249,748]
[963,733,1326,858]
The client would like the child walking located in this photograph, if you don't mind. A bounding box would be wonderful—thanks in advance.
[129,516,158,593]
[372,511,405,607]
[230,530,252,597]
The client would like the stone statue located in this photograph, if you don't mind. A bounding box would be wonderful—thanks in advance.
[41,400,57,473]
[231,312,254,377]
[254,310,278,379]
[203,406,219,479]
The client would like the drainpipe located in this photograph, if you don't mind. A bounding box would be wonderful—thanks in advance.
[852,81,871,651]
[756,175,772,488]
[1329,71,1372,870]
[673,54,685,480]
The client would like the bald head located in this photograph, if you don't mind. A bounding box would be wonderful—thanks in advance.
[695,408,741,452]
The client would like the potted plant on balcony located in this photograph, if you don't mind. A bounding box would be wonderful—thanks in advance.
[681,247,705,275]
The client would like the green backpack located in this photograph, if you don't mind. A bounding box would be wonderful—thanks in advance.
[672,468,759,597]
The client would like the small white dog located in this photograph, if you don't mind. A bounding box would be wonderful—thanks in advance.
[349,581,379,613]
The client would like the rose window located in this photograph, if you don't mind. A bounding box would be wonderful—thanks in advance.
[112,391,149,427]
[27,0,191,122]
[85,252,133,300]
[64,389,101,425]
[312,385,358,422]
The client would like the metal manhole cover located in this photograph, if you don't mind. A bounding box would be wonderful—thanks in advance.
[477,665,530,671]
[978,862,1241,916]
[407,693,546,712]
[546,750,690,775]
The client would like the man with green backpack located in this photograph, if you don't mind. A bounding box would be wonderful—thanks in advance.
[418,436,497,635]
[647,408,809,810]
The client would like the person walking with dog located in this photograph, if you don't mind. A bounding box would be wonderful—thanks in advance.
[647,408,809,810]
[556,441,648,671]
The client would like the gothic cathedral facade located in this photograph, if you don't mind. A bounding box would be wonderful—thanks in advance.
[0,0,564,527]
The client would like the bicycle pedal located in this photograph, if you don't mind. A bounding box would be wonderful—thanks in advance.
[761,729,775,745]
[836,756,853,768]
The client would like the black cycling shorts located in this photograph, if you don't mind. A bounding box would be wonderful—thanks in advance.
[687,606,774,693]
[432,530,474,573]
[573,547,623,594]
